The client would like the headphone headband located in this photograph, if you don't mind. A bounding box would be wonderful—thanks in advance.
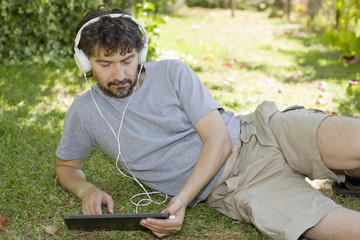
[74,13,148,73]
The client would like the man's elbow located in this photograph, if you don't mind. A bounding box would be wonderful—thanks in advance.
[222,132,233,158]
[54,158,84,178]
[54,158,66,176]
[226,137,233,156]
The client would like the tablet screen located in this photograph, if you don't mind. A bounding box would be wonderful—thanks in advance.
[63,213,170,231]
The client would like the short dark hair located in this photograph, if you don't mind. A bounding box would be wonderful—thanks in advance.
[76,6,145,58]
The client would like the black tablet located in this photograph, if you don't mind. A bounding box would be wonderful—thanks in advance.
[63,213,170,231]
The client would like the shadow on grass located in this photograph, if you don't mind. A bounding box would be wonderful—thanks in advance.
[278,30,360,116]
[0,63,71,151]
[0,62,86,236]
[278,34,358,82]
[0,61,85,132]
[229,26,360,116]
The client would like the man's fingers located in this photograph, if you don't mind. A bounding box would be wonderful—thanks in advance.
[152,231,170,238]
[82,206,87,215]
[140,196,187,237]
[140,217,182,236]
[82,200,101,215]
[91,192,104,214]
[82,190,112,215]
[94,202,103,215]
[103,193,115,214]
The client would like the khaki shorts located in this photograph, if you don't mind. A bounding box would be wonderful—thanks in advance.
[207,101,344,240]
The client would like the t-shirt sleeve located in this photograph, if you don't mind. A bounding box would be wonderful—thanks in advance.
[173,62,223,126]
[56,98,94,160]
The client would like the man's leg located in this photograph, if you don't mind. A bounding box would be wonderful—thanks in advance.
[317,116,360,172]
[209,103,352,240]
[307,116,360,239]
[303,207,360,239]
[318,116,360,195]
[346,167,360,177]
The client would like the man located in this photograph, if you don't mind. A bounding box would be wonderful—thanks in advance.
[55,6,360,239]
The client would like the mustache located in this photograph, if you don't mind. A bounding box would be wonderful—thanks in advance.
[107,78,132,87]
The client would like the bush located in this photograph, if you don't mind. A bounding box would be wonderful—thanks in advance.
[340,82,360,117]
[134,1,166,62]
[325,0,360,58]
[1,1,167,66]
[1,0,101,65]
[184,0,267,10]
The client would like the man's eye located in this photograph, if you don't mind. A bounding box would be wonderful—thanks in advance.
[123,61,131,65]
[101,64,110,68]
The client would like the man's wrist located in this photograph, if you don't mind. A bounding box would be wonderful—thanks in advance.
[176,191,194,207]
[77,184,97,200]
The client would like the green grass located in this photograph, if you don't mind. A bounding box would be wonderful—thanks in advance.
[1,7,360,239]
[157,8,360,116]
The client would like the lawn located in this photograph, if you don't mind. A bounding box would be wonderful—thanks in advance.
[1,7,359,239]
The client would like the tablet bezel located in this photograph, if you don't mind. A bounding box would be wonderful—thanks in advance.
[63,213,170,231]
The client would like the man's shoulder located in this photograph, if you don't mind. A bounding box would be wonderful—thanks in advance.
[67,90,93,113]
[74,90,92,104]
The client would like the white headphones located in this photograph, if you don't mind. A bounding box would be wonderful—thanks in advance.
[74,13,149,73]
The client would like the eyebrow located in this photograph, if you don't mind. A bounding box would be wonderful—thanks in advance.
[95,53,136,63]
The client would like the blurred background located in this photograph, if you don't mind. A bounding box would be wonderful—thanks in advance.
[1,0,359,65]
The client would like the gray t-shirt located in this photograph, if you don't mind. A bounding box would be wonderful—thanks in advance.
[56,59,241,205]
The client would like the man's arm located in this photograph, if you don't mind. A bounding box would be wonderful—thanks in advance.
[141,109,232,237]
[54,158,114,214]
[173,109,232,205]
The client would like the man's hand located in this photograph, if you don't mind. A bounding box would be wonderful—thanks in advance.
[54,158,115,215]
[80,186,114,215]
[140,196,186,237]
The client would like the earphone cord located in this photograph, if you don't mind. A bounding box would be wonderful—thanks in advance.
[83,66,168,213]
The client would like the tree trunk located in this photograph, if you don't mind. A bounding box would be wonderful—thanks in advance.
[231,0,236,17]
[308,0,321,20]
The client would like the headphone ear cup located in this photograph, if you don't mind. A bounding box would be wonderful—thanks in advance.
[74,49,92,73]
[139,43,148,64]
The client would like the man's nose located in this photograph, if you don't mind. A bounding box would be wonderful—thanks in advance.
[112,63,125,80]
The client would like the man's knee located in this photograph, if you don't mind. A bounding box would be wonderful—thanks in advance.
[303,207,360,240]
[318,116,360,170]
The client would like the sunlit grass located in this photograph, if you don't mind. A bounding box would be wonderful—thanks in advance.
[157,7,359,116]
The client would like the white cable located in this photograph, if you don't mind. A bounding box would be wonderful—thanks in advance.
[83,65,168,212]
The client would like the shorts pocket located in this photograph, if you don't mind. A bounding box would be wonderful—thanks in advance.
[234,190,290,240]
[239,114,257,144]
[240,112,278,148]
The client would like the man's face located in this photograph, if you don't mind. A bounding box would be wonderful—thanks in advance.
[90,48,139,98]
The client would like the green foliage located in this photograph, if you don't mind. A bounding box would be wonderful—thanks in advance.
[0,0,101,65]
[1,0,167,66]
[103,0,131,10]
[325,28,360,57]
[135,1,166,61]
[145,0,182,14]
[325,0,360,57]
[185,0,230,9]
[184,0,266,10]
[104,0,182,14]
[340,82,360,116]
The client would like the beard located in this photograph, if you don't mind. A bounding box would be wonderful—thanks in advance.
[98,78,137,98]
[94,68,139,98]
